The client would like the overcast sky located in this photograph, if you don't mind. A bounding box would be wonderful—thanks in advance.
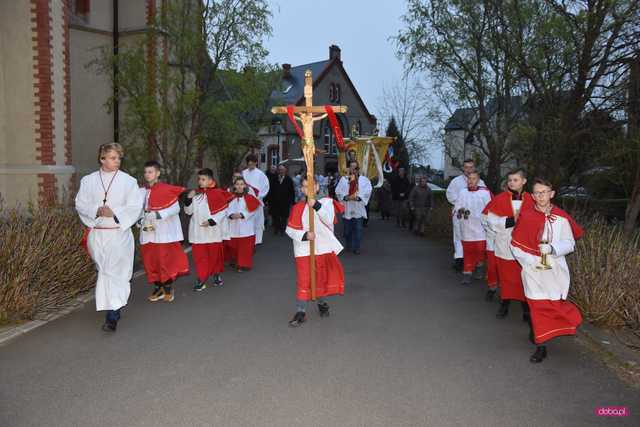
[263,0,444,168]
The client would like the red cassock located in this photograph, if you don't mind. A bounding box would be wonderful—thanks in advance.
[192,187,233,279]
[486,250,498,289]
[462,241,486,273]
[226,194,260,269]
[142,183,189,283]
[287,201,345,301]
[511,205,584,344]
[483,191,535,301]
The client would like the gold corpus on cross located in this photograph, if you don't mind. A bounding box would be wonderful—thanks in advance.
[271,70,347,300]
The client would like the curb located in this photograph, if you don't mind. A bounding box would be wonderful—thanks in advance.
[577,323,640,387]
[0,247,191,347]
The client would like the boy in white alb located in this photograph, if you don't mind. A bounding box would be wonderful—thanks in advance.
[453,172,492,285]
[75,143,144,332]
[446,159,486,271]
[226,176,261,271]
[242,154,270,245]
[287,175,345,327]
[140,161,189,303]
[184,168,232,291]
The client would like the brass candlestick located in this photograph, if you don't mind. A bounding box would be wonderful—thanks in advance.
[536,239,552,270]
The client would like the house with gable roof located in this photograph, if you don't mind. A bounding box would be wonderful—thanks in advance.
[253,45,378,175]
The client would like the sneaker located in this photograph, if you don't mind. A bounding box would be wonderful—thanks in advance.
[213,274,224,287]
[148,287,165,302]
[163,288,175,302]
[529,346,547,363]
[288,311,306,327]
[237,267,251,273]
[193,281,207,292]
[318,303,330,318]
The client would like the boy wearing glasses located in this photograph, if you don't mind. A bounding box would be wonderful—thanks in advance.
[453,171,492,285]
[335,160,372,254]
[510,178,583,363]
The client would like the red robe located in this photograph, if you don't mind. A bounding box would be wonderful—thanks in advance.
[511,205,584,344]
[483,191,534,301]
[141,182,189,284]
[287,199,345,301]
[191,187,233,280]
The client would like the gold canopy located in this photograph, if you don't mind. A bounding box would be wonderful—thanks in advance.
[337,136,395,183]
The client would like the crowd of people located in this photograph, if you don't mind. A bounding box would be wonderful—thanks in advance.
[445,159,584,364]
[75,144,375,333]
[76,142,583,364]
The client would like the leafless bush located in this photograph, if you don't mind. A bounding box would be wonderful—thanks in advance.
[569,216,640,343]
[0,202,96,324]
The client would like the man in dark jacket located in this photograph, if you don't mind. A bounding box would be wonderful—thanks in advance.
[267,165,295,234]
[408,175,434,235]
[390,167,411,227]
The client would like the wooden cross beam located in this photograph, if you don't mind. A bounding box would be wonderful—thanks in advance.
[271,70,348,300]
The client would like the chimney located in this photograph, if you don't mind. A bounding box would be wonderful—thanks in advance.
[282,63,291,77]
[329,45,341,61]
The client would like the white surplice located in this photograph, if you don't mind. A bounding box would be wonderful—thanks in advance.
[242,167,270,244]
[184,193,228,244]
[286,198,343,258]
[446,174,486,258]
[335,175,372,219]
[75,169,144,311]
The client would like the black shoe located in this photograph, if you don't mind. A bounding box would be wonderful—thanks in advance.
[461,273,472,285]
[485,289,497,301]
[288,311,306,327]
[529,346,547,363]
[101,320,117,332]
[521,301,531,322]
[318,303,330,317]
[496,301,510,319]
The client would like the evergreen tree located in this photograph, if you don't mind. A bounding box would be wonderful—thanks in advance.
[385,116,410,172]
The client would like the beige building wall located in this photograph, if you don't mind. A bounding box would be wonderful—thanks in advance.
[0,1,39,205]
[70,29,114,178]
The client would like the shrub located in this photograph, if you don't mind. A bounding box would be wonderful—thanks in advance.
[0,202,96,324]
[569,216,640,344]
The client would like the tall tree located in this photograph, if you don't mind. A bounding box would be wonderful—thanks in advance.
[384,116,410,171]
[397,0,524,191]
[498,0,640,183]
[378,75,434,166]
[92,0,272,185]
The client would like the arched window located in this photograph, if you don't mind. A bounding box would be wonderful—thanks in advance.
[328,83,335,102]
[335,84,342,103]
[323,119,343,155]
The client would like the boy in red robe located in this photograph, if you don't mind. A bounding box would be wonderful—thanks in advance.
[483,168,535,318]
[226,176,261,272]
[510,178,583,363]
[286,175,345,327]
[184,168,233,291]
[140,161,190,302]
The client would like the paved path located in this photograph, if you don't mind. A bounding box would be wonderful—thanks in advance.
[1,219,638,426]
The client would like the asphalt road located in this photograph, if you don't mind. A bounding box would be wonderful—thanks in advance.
[1,218,638,426]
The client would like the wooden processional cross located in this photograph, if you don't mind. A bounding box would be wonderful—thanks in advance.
[271,70,348,300]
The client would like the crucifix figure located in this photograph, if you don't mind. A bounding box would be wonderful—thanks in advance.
[271,70,347,300]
